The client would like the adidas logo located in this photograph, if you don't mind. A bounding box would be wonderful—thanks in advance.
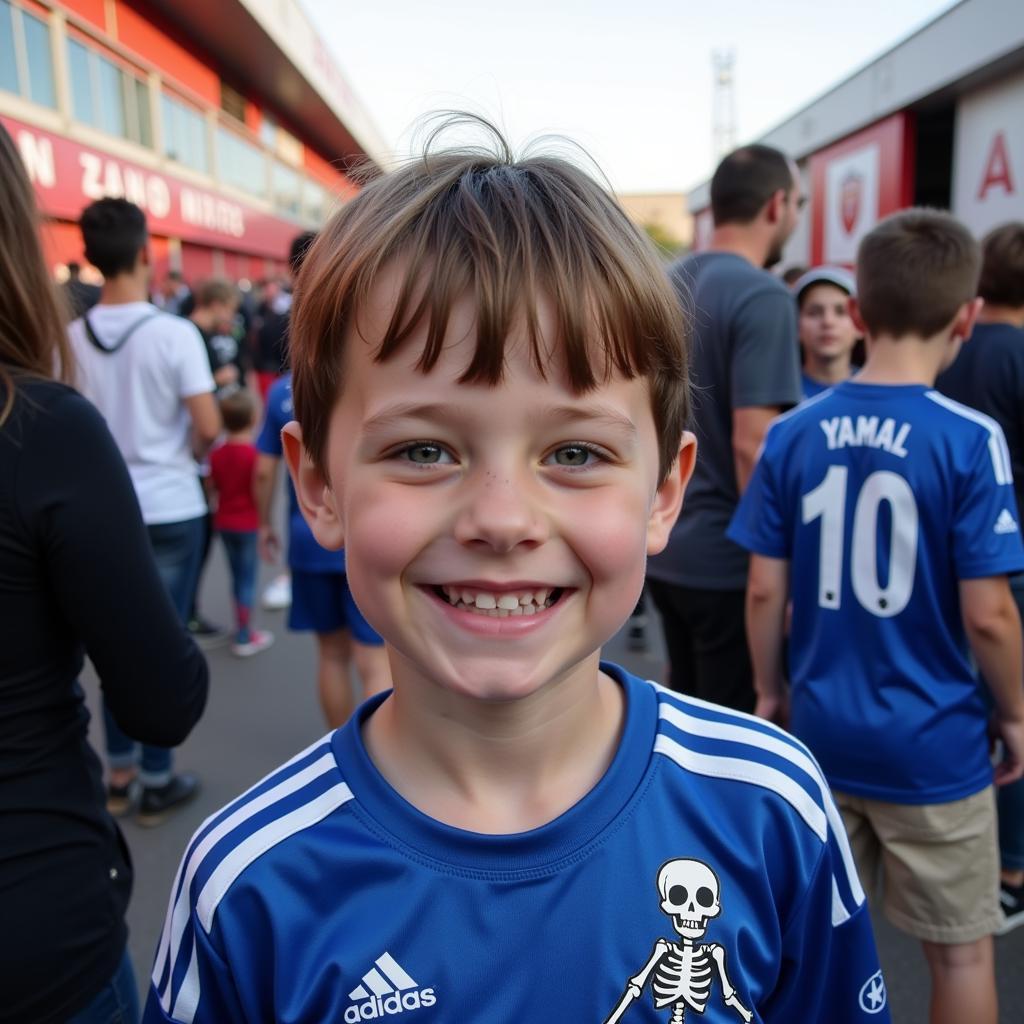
[344,952,436,1021]
[994,508,1019,535]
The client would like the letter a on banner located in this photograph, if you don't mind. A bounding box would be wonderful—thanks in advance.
[978,132,1016,200]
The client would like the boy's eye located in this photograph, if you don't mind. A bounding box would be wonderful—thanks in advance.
[547,444,605,468]
[401,443,453,465]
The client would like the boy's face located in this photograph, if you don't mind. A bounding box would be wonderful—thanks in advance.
[799,283,858,361]
[288,264,693,703]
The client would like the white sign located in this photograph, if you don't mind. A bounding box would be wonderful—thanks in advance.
[953,70,1024,236]
[824,143,880,264]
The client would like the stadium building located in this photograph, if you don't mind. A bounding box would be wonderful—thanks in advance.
[688,0,1024,268]
[0,0,387,282]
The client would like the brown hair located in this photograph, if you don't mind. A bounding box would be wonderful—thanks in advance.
[0,123,72,426]
[856,209,981,338]
[193,276,238,309]
[218,386,256,432]
[291,117,690,483]
[977,222,1024,308]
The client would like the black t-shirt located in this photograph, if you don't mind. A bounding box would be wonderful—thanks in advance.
[648,252,801,590]
[0,377,208,1022]
[936,321,1024,523]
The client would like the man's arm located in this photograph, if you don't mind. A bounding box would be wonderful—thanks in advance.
[746,553,790,725]
[184,391,221,458]
[255,452,282,563]
[960,576,1024,785]
[733,406,783,493]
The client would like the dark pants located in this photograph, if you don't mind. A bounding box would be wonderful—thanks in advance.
[103,516,205,786]
[66,947,139,1024]
[220,529,259,640]
[999,575,1024,871]
[646,580,755,712]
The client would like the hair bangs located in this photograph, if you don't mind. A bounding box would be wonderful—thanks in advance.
[369,161,665,397]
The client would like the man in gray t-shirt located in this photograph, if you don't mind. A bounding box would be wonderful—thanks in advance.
[647,145,804,711]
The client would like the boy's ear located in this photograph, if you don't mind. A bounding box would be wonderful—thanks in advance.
[848,296,868,335]
[954,297,984,342]
[281,421,345,550]
[647,431,697,556]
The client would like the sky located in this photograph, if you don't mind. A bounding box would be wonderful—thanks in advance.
[304,0,960,194]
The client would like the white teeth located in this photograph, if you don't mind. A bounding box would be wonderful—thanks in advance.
[509,606,523,616]
[497,594,520,610]
[522,604,537,615]
[437,586,561,615]
[474,593,497,610]
[534,588,550,606]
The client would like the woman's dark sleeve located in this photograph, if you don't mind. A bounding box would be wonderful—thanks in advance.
[16,388,208,745]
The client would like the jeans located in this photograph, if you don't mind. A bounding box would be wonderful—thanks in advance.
[999,575,1024,871]
[220,529,258,641]
[67,947,139,1024]
[104,515,205,787]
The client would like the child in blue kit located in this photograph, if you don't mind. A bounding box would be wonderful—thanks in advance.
[144,120,886,1024]
[730,209,1024,1024]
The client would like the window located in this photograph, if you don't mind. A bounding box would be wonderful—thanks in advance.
[304,179,328,225]
[220,81,246,123]
[217,126,265,197]
[162,93,209,174]
[272,161,301,217]
[67,38,151,146]
[259,114,276,148]
[0,1,56,108]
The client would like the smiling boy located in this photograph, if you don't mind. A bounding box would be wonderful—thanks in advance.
[144,127,886,1023]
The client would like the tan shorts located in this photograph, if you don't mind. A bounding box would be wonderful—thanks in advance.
[836,787,1001,944]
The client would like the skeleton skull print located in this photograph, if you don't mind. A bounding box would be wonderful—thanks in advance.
[604,859,753,1024]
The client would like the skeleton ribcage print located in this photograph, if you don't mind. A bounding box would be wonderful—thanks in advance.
[652,945,713,1012]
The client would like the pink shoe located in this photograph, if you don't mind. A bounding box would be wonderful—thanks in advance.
[231,630,275,658]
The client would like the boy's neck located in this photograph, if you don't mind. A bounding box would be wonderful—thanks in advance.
[803,353,851,385]
[226,429,252,443]
[977,304,1024,329]
[362,652,626,835]
[99,271,149,306]
[855,331,953,387]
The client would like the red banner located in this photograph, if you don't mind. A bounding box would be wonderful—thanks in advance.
[2,113,302,259]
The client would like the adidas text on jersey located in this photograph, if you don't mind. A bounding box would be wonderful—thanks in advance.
[345,952,436,1021]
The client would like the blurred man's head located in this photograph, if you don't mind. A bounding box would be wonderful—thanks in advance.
[710,145,804,268]
[977,222,1024,312]
[191,277,240,331]
[79,198,148,280]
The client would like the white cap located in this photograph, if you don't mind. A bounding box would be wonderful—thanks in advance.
[792,266,856,303]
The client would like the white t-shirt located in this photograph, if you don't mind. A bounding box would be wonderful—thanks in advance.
[68,302,215,525]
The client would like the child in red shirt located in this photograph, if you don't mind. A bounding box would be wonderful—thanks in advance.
[209,388,274,657]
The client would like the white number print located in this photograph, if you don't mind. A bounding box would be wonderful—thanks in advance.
[801,467,918,617]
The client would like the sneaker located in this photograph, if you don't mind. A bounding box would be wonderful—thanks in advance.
[262,573,292,610]
[231,629,275,658]
[137,773,200,827]
[997,880,1024,936]
[106,777,140,816]
[187,615,230,650]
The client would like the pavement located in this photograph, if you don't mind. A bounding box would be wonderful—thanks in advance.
[78,554,1024,1021]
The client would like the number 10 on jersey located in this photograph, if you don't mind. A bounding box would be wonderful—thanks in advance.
[801,466,919,618]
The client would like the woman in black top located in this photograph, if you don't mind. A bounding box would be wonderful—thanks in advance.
[0,126,209,1022]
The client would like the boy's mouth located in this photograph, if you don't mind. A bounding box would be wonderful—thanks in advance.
[432,585,566,618]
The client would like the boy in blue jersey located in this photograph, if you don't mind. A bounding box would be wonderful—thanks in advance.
[144,120,887,1024]
[730,209,1024,1024]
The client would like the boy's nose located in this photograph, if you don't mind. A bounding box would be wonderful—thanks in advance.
[452,472,548,553]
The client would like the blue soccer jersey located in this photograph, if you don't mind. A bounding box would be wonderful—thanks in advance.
[255,373,343,573]
[144,665,887,1024]
[729,382,1024,804]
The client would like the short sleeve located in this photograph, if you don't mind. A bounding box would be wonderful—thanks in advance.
[255,378,289,456]
[174,319,217,399]
[728,427,790,558]
[730,288,801,410]
[143,921,246,1024]
[953,426,1024,579]
[760,834,891,1022]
